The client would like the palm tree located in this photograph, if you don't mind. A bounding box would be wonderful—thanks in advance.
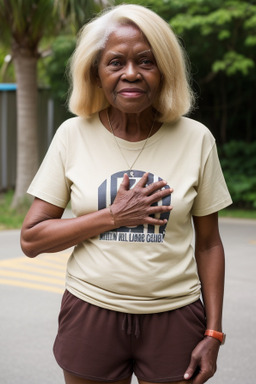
[62,0,111,32]
[0,0,66,208]
[0,0,110,209]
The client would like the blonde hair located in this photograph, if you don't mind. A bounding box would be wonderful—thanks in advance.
[69,4,194,122]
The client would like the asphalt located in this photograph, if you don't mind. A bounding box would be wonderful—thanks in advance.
[0,216,256,384]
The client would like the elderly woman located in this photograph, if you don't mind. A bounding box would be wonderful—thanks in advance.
[21,4,232,384]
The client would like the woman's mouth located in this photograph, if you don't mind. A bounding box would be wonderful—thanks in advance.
[118,88,145,98]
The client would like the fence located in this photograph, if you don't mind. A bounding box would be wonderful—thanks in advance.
[0,84,69,191]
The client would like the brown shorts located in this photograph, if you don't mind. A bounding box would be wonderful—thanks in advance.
[53,290,206,382]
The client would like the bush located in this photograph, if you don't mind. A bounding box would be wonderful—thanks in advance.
[219,141,256,208]
[47,35,76,102]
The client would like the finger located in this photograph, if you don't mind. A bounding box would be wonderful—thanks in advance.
[145,180,171,196]
[147,188,173,205]
[118,173,130,191]
[135,174,170,196]
[145,206,173,225]
[135,172,149,187]
[184,358,198,381]
[148,205,173,217]
[145,217,168,226]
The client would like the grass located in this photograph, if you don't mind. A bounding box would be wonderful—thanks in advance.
[0,191,256,230]
[219,208,256,220]
[0,191,31,230]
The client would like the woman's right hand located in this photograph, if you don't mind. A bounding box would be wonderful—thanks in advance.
[110,172,173,228]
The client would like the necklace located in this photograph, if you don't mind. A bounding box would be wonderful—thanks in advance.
[106,109,155,177]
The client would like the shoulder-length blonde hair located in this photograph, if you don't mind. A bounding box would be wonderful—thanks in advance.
[68,4,194,122]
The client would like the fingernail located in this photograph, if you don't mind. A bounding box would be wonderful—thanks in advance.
[184,373,190,379]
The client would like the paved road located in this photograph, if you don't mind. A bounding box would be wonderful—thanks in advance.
[0,217,256,384]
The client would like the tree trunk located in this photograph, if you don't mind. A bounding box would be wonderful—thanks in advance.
[12,53,38,209]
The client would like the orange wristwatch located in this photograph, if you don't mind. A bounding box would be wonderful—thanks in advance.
[204,329,226,345]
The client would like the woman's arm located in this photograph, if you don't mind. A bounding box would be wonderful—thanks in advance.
[20,198,116,257]
[21,173,172,258]
[184,212,225,384]
[194,212,225,332]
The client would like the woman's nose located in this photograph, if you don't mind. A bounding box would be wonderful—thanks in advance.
[122,62,140,81]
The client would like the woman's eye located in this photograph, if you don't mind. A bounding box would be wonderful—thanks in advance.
[140,58,154,66]
[109,60,122,67]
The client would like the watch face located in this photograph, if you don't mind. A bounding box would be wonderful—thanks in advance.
[222,333,226,345]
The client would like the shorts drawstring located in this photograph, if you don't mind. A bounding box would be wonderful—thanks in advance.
[122,314,141,338]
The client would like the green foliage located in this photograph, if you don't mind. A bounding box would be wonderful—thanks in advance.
[164,0,256,143]
[0,46,15,82]
[0,1,108,92]
[61,0,107,32]
[219,209,256,219]
[0,0,62,51]
[39,1,110,101]
[219,141,256,208]
[0,191,30,230]
[114,0,175,19]
[46,35,76,101]
[169,0,256,77]
[212,51,255,76]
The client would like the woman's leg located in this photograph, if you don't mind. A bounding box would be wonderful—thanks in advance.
[64,370,132,384]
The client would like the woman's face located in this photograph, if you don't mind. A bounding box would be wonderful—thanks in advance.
[97,24,161,114]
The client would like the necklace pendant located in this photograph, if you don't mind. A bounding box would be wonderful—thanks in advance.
[129,170,134,177]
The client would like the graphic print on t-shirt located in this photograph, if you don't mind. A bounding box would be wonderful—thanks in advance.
[98,170,171,243]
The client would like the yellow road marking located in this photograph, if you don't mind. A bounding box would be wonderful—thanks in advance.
[0,252,70,293]
[22,258,67,270]
[1,263,66,277]
[0,270,64,285]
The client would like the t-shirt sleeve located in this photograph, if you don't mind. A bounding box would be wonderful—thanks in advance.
[191,143,232,216]
[27,125,71,208]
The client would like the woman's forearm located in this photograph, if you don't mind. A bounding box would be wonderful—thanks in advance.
[193,213,225,332]
[21,205,116,258]
[195,242,225,331]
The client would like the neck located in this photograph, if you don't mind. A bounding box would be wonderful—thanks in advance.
[106,107,157,142]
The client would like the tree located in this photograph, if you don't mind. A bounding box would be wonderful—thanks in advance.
[165,0,256,143]
[0,0,109,208]
[0,0,65,208]
[61,0,111,32]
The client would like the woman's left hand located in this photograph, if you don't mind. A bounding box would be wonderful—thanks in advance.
[184,337,220,384]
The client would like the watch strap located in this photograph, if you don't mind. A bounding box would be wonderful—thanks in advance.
[204,329,226,345]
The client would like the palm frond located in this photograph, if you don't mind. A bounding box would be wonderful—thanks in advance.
[0,0,62,50]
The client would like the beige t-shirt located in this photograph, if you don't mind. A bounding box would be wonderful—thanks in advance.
[28,113,232,313]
